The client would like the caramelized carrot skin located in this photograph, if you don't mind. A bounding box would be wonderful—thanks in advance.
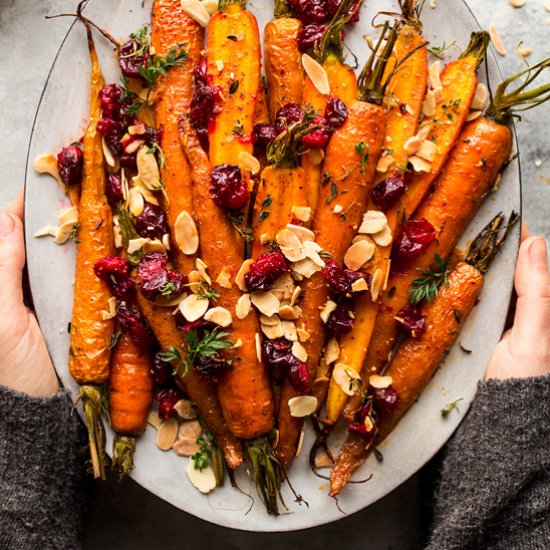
[152,0,203,274]
[330,261,483,495]
[109,334,154,436]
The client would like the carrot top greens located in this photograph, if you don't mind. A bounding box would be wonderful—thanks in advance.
[459,31,490,68]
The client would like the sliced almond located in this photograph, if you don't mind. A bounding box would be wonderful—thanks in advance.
[235,259,254,291]
[181,0,211,27]
[55,221,78,244]
[288,395,318,418]
[291,205,312,223]
[332,363,362,396]
[417,121,434,142]
[290,286,302,307]
[132,178,160,205]
[101,137,117,168]
[333,204,343,214]
[358,210,388,235]
[173,437,201,457]
[314,449,334,468]
[302,53,330,95]
[204,306,233,327]
[297,328,311,342]
[324,337,340,365]
[376,153,394,174]
[188,270,203,294]
[128,186,145,217]
[114,215,123,248]
[344,240,376,271]
[276,228,306,262]
[261,318,284,340]
[234,294,251,321]
[215,266,232,289]
[471,82,488,111]
[320,299,337,323]
[416,140,438,163]
[404,136,422,155]
[351,278,368,292]
[260,314,278,326]
[295,428,305,458]
[292,341,308,362]
[518,46,532,58]
[238,151,261,175]
[148,410,162,430]
[173,399,198,420]
[372,225,393,247]
[369,374,393,389]
[195,258,211,285]
[136,146,163,190]
[125,138,145,155]
[127,237,147,254]
[57,206,78,226]
[272,273,295,298]
[202,0,218,15]
[156,418,179,451]
[307,148,324,165]
[279,304,300,320]
[186,461,217,494]
[174,210,199,255]
[409,155,432,173]
[34,225,58,238]
[251,291,280,317]
[509,0,525,6]
[466,110,483,122]
[178,419,202,440]
[286,223,315,243]
[101,296,118,320]
[179,294,210,322]
[255,333,262,362]
[143,238,166,254]
[303,240,325,267]
[234,338,243,348]
[34,153,65,190]
[489,24,506,56]
[282,320,298,341]
[370,268,384,302]
[291,257,322,278]
[422,90,437,118]
[428,61,442,90]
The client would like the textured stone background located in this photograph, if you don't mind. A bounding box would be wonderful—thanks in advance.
[0,0,548,548]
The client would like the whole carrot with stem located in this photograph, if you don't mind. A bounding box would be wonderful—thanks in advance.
[330,212,518,495]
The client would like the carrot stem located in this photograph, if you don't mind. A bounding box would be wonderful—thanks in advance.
[79,385,107,480]
[112,435,136,481]
[459,31,490,67]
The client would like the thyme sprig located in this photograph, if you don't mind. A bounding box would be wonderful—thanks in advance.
[191,432,214,471]
[441,398,463,418]
[408,254,451,304]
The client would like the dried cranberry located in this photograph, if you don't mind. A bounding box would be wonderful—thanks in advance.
[110,277,135,301]
[348,397,378,438]
[325,97,348,130]
[322,260,365,296]
[57,146,84,187]
[137,252,186,300]
[328,0,361,22]
[106,173,124,207]
[194,355,233,380]
[373,386,399,416]
[254,123,277,147]
[119,153,137,171]
[99,83,124,118]
[396,303,426,337]
[137,252,168,280]
[301,115,331,149]
[209,164,248,210]
[158,400,177,420]
[94,255,130,281]
[135,202,168,239]
[155,386,182,404]
[325,300,354,336]
[394,218,436,262]
[274,103,304,135]
[244,250,289,291]
[261,338,310,392]
[288,361,311,393]
[165,270,187,296]
[296,23,328,53]
[371,175,406,211]
[151,351,172,386]
[117,303,154,346]
[144,123,162,146]
[97,117,123,156]
[119,37,150,79]
[290,0,330,24]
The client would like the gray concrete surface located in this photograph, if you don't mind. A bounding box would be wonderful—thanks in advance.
[0,0,548,548]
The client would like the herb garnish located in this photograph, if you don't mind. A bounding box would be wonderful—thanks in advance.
[408,254,451,304]
[229,80,239,94]
[440,398,464,418]
[229,212,254,243]
[192,433,214,471]
[232,120,244,136]
[325,182,338,205]
[159,282,177,296]
[68,223,81,244]
[258,210,270,223]
[147,142,166,169]
[428,41,456,58]
[261,195,273,208]
[355,141,370,171]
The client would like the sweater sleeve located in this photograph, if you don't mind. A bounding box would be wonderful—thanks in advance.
[0,385,88,550]
[428,375,550,550]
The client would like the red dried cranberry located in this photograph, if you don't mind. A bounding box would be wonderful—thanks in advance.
[394,218,436,262]
[348,397,378,438]
[373,386,399,416]
[57,146,84,187]
[261,338,293,368]
[301,115,331,149]
[274,103,304,135]
[137,252,186,300]
[396,303,426,337]
[164,270,187,296]
[110,277,135,301]
[371,175,406,211]
[328,0,361,22]
[119,37,150,79]
[106,173,124,207]
[194,355,233,380]
[244,250,289,291]
[99,83,124,118]
[97,118,123,156]
[94,255,130,281]
[158,400,177,420]
[180,319,216,336]
[135,202,168,239]
[296,23,329,53]
[137,252,168,280]
[288,361,311,393]
[325,300,354,336]
[117,303,154,346]
[210,164,248,210]
[151,351,172,386]
[254,123,277,147]
[322,260,364,296]
[155,386,182,403]
[119,152,137,170]
[325,97,348,129]
[290,0,330,24]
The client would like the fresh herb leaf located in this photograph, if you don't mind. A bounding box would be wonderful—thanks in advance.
[159,282,177,296]
[227,34,238,41]
[388,286,396,298]
[325,181,338,205]
[109,331,122,350]
[428,41,456,58]
[147,142,166,169]
[196,284,220,302]
[232,120,244,136]
[408,254,451,304]
[261,195,273,208]
[453,308,462,324]
[440,398,464,418]
[138,45,189,88]
[319,251,333,259]
[191,433,214,471]
[373,448,384,463]
[229,213,254,243]
[355,141,370,170]
[68,223,81,244]
[258,210,270,223]
[229,80,239,94]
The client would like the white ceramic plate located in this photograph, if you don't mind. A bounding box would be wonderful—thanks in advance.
[24,0,520,532]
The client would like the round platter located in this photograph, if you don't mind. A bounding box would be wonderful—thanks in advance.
[24,0,521,532]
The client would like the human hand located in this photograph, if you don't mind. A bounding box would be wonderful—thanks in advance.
[487,225,550,380]
[0,190,59,396]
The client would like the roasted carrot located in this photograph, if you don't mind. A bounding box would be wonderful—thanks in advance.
[68,11,115,480]
[264,0,304,121]
[109,332,154,479]
[330,213,518,495]
[276,23,396,470]
[402,31,489,216]
[322,1,428,426]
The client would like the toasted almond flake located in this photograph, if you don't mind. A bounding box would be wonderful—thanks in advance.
[409,155,432,173]
[297,328,310,342]
[101,296,118,321]
[234,338,243,348]
[282,320,298,341]
[174,210,199,255]
[288,395,318,418]
[174,399,198,420]
[272,429,280,449]
[178,419,202,441]
[235,259,254,291]
[216,267,232,289]
[34,225,58,238]
[344,240,376,271]
[428,61,442,90]
[291,257,321,278]
[136,146,162,190]
[187,460,217,493]
[260,314,278,326]
[372,224,392,247]
[157,418,179,450]
[358,210,388,234]
[292,341,308,362]
[302,53,330,95]
[276,228,306,262]
[493,173,502,191]
[34,154,65,190]
[215,59,224,71]
[376,153,395,174]
[286,223,315,242]
[291,205,312,223]
[290,285,302,307]
[430,0,436,8]
[332,363,362,396]
[314,449,333,468]
[204,306,233,327]
[489,24,506,56]
[351,277,368,292]
[143,238,166,254]
[320,299,337,323]
[509,0,525,7]
[369,374,393,389]
[100,138,118,169]
[333,204,343,214]
[404,136,422,155]
[132,178,160,205]
[181,0,211,27]
[195,258,211,285]
[148,410,162,429]
[433,86,444,103]
[188,270,203,294]
[251,291,280,317]
[293,305,303,317]
[273,273,294,295]
[56,206,78,226]
[417,121,434,141]
[303,240,325,267]
[422,90,437,118]
[238,150,261,175]
[518,46,532,58]
[279,304,300,320]
[55,221,78,244]
[128,186,145,217]
[262,318,284,340]
[383,260,391,290]
[127,237,147,254]
[112,216,122,248]
[416,140,438,162]
[371,268,384,302]
[324,337,340,365]
[179,294,210,322]
[255,333,262,362]
[173,437,202,456]
[307,148,324,165]
[466,110,483,122]
[202,0,218,14]
[125,138,145,155]
[471,82,489,111]
[295,428,305,458]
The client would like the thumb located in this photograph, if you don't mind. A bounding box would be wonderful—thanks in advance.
[0,211,25,315]
[511,235,550,355]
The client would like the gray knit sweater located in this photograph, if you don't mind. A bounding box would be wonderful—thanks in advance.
[0,377,549,549]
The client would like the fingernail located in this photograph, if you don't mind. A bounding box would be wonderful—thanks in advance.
[529,237,548,268]
[0,213,15,237]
